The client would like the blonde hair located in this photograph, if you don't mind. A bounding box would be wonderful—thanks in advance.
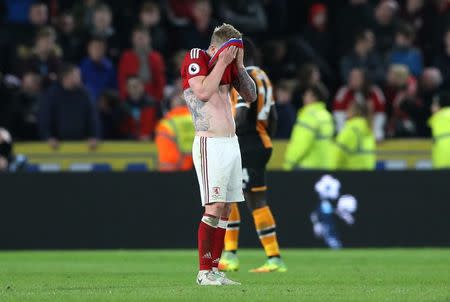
[389,64,410,82]
[210,23,242,46]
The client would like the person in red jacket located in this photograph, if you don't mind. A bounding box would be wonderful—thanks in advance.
[333,67,387,141]
[118,25,166,101]
[120,76,158,140]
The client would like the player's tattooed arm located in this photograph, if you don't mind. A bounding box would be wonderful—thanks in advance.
[184,89,211,131]
[233,67,257,103]
[233,48,257,103]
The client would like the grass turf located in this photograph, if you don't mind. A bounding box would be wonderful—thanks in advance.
[0,249,448,302]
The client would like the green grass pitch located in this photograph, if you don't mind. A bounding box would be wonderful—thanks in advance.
[0,249,448,302]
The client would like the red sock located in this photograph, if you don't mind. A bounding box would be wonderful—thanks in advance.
[198,214,218,271]
[212,217,228,269]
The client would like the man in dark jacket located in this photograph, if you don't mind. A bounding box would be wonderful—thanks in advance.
[39,64,99,149]
[340,29,385,84]
[434,27,450,90]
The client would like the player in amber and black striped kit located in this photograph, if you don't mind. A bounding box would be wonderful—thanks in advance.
[219,38,287,273]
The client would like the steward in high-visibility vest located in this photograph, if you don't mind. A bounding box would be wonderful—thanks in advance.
[155,98,195,172]
[284,84,334,170]
[428,92,450,169]
[332,100,376,170]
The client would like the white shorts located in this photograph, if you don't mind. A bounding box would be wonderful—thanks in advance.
[192,136,244,206]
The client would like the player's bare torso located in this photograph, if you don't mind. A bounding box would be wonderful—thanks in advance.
[184,85,236,137]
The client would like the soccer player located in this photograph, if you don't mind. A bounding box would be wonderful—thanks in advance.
[181,24,257,285]
[219,38,287,273]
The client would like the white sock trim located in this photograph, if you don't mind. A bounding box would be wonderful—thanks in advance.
[202,215,219,227]
[218,219,228,229]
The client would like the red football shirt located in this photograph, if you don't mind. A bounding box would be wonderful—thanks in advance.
[181,48,238,90]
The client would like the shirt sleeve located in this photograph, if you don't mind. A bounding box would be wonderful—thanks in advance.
[181,49,209,82]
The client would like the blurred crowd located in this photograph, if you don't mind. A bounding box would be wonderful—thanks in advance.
[0,0,449,147]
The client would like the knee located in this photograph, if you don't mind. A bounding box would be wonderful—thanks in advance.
[245,192,267,211]
[205,202,228,217]
[222,203,232,217]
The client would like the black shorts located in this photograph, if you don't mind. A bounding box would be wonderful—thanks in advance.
[239,136,272,193]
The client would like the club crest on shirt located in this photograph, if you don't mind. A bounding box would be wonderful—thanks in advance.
[188,63,200,75]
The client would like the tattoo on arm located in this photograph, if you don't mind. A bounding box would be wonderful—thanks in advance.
[184,89,211,131]
[233,68,257,103]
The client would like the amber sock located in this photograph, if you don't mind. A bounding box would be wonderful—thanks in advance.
[252,206,281,258]
[224,203,240,252]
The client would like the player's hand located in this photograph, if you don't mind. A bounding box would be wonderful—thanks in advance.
[235,48,244,68]
[218,46,238,66]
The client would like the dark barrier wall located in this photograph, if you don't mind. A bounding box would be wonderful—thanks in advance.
[0,171,449,249]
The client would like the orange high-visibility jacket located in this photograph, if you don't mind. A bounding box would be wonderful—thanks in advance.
[155,106,195,171]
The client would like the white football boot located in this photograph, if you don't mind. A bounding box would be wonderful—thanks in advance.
[196,270,222,286]
[212,270,241,285]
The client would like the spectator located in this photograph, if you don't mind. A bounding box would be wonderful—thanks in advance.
[80,37,117,103]
[434,28,450,90]
[10,1,49,54]
[0,75,15,128]
[8,72,42,140]
[423,0,450,57]
[56,12,86,63]
[38,64,99,149]
[177,0,218,50]
[335,0,374,55]
[274,80,297,139]
[415,68,443,136]
[263,39,298,84]
[118,25,166,101]
[4,0,36,23]
[263,0,288,36]
[292,64,322,110]
[98,90,124,139]
[72,0,100,29]
[303,3,333,67]
[400,0,427,48]
[388,22,424,77]
[164,51,189,112]
[333,68,386,141]
[372,0,399,55]
[88,4,121,62]
[139,1,167,53]
[340,29,385,85]
[121,76,158,140]
[28,2,49,26]
[167,49,190,90]
[16,26,62,88]
[384,64,420,137]
[216,0,268,34]
[166,0,195,24]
